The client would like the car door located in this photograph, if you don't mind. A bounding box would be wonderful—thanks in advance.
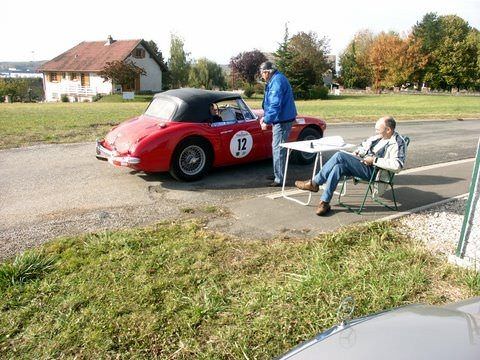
[214,100,266,165]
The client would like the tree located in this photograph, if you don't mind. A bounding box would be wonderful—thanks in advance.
[411,12,444,88]
[287,56,317,98]
[168,34,190,88]
[229,50,267,85]
[434,15,478,90]
[338,30,374,88]
[188,58,226,89]
[288,31,331,79]
[274,23,295,76]
[98,60,146,91]
[368,31,407,89]
[274,28,331,98]
[402,33,429,86]
[471,29,480,89]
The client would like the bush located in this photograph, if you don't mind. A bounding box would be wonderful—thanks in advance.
[137,90,154,95]
[60,94,69,102]
[308,85,329,100]
[92,94,103,102]
[254,83,264,95]
[0,78,44,102]
[243,84,254,98]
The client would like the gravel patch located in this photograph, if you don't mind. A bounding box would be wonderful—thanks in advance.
[396,196,480,270]
[0,200,233,262]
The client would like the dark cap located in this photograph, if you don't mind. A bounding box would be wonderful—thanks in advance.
[259,61,276,72]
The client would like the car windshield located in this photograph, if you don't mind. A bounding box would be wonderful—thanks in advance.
[144,97,177,120]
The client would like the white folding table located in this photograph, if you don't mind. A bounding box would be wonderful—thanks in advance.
[280,137,356,205]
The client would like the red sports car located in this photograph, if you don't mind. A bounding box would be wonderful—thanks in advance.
[96,88,327,181]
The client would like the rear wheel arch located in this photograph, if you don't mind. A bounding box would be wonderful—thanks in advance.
[169,136,214,181]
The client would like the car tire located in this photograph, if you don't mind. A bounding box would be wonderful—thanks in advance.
[291,127,323,164]
[169,137,213,181]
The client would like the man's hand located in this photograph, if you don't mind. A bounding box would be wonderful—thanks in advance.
[259,117,268,131]
[363,156,375,166]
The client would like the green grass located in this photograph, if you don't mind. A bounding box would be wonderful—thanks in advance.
[0,252,56,288]
[1,94,479,149]
[1,220,479,359]
[246,94,480,121]
[0,102,147,149]
[97,94,154,103]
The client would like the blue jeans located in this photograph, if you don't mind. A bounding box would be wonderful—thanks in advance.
[313,152,374,202]
[272,121,293,183]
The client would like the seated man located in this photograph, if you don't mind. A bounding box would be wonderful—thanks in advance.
[295,116,407,216]
[210,103,222,122]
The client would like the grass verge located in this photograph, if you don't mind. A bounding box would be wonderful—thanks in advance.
[246,93,480,121]
[1,220,479,358]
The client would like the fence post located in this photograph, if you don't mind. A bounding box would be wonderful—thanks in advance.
[456,137,480,257]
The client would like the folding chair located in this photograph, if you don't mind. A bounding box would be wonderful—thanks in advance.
[337,136,410,214]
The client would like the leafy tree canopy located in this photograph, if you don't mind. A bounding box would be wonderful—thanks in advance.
[338,30,374,88]
[229,50,267,85]
[274,25,332,99]
[98,60,146,89]
[189,58,226,90]
[168,34,190,88]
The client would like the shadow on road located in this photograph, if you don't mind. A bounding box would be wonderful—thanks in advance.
[396,174,465,186]
[134,159,319,191]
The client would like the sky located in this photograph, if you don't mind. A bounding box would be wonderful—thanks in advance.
[1,0,479,64]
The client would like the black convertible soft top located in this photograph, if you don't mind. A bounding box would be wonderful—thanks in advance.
[153,88,241,122]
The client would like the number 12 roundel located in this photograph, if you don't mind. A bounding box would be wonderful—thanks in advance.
[229,131,253,158]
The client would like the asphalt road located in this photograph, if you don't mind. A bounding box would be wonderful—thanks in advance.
[1,119,479,259]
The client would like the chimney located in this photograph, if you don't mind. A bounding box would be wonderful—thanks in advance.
[105,35,115,46]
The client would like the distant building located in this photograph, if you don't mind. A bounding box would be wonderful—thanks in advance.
[38,36,166,102]
[0,69,43,79]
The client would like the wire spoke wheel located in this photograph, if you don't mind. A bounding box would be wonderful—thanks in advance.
[179,145,206,176]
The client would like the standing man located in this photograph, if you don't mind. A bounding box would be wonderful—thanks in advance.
[259,61,297,187]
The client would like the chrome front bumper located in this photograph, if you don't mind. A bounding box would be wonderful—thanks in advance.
[96,140,140,167]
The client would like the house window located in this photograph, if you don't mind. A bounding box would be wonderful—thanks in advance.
[81,73,90,87]
[133,48,145,59]
[50,72,58,82]
[62,72,67,80]
[71,73,78,81]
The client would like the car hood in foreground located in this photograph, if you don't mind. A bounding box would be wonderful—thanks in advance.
[279,302,480,360]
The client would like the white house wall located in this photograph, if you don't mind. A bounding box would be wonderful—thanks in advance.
[43,73,63,101]
[127,44,162,92]
[43,73,113,102]
[90,75,113,94]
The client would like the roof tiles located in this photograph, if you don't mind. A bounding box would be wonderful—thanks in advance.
[39,39,142,72]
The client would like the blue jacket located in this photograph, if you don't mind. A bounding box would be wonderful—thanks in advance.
[262,71,297,124]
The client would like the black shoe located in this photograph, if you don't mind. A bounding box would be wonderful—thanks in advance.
[265,174,275,181]
[268,181,282,187]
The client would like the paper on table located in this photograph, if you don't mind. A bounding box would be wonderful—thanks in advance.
[339,149,363,161]
[318,135,345,146]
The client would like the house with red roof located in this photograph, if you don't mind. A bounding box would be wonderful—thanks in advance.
[38,36,166,102]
